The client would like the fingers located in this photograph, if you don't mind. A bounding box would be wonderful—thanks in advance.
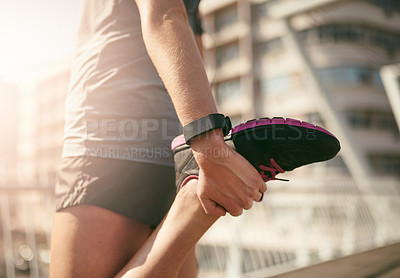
[214,205,227,216]
[197,179,266,217]
[257,192,264,202]
[252,178,267,203]
[193,146,270,217]
[253,186,265,202]
[251,173,267,193]
[199,197,227,217]
[199,191,246,217]
[229,208,243,217]
[260,181,267,193]
[247,179,266,202]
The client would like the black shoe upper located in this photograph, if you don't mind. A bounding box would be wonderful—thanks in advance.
[172,118,341,190]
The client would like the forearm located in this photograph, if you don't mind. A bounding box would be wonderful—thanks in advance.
[117,180,219,278]
[138,2,217,126]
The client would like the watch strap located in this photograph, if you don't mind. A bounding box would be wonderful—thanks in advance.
[183,113,232,144]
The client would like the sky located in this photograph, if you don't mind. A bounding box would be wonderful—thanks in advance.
[0,0,82,78]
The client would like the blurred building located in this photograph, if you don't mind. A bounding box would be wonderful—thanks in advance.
[16,61,70,187]
[197,0,400,276]
[200,0,400,179]
[5,0,399,184]
[0,84,18,185]
[0,63,69,277]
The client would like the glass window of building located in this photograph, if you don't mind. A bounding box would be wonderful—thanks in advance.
[216,78,241,105]
[215,4,238,33]
[369,154,400,177]
[345,25,365,42]
[374,112,398,133]
[261,75,291,96]
[333,67,348,82]
[357,68,371,84]
[318,25,335,43]
[261,72,303,96]
[346,68,359,83]
[258,38,284,56]
[254,2,269,18]
[366,0,400,14]
[315,24,361,43]
[216,42,240,68]
[302,23,400,54]
[347,111,371,128]
[317,67,384,89]
[346,110,398,132]
[372,31,400,53]
[254,0,280,19]
[334,25,364,42]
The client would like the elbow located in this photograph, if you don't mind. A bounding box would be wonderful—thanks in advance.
[142,6,189,31]
[162,6,188,25]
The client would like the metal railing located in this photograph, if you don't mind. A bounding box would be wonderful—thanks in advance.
[197,177,400,277]
[0,177,399,277]
[0,187,54,278]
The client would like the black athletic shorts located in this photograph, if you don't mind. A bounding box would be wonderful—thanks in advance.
[55,156,177,228]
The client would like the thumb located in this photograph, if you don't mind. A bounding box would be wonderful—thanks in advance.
[199,197,226,217]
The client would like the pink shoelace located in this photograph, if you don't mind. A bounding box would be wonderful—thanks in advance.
[258,158,288,182]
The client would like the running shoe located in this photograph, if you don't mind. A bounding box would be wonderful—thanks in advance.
[171,117,341,189]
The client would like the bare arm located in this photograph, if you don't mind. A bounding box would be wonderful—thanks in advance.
[134,0,266,216]
[135,0,214,125]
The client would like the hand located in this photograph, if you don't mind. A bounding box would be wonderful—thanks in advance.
[190,129,267,217]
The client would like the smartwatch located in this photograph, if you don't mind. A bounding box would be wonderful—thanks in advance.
[183,113,232,144]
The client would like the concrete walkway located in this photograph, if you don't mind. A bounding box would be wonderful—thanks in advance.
[274,243,400,278]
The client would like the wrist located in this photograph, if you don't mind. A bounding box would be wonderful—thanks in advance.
[183,113,231,144]
[190,128,225,149]
[190,129,230,168]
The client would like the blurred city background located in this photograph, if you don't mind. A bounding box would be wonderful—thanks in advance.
[0,0,399,277]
